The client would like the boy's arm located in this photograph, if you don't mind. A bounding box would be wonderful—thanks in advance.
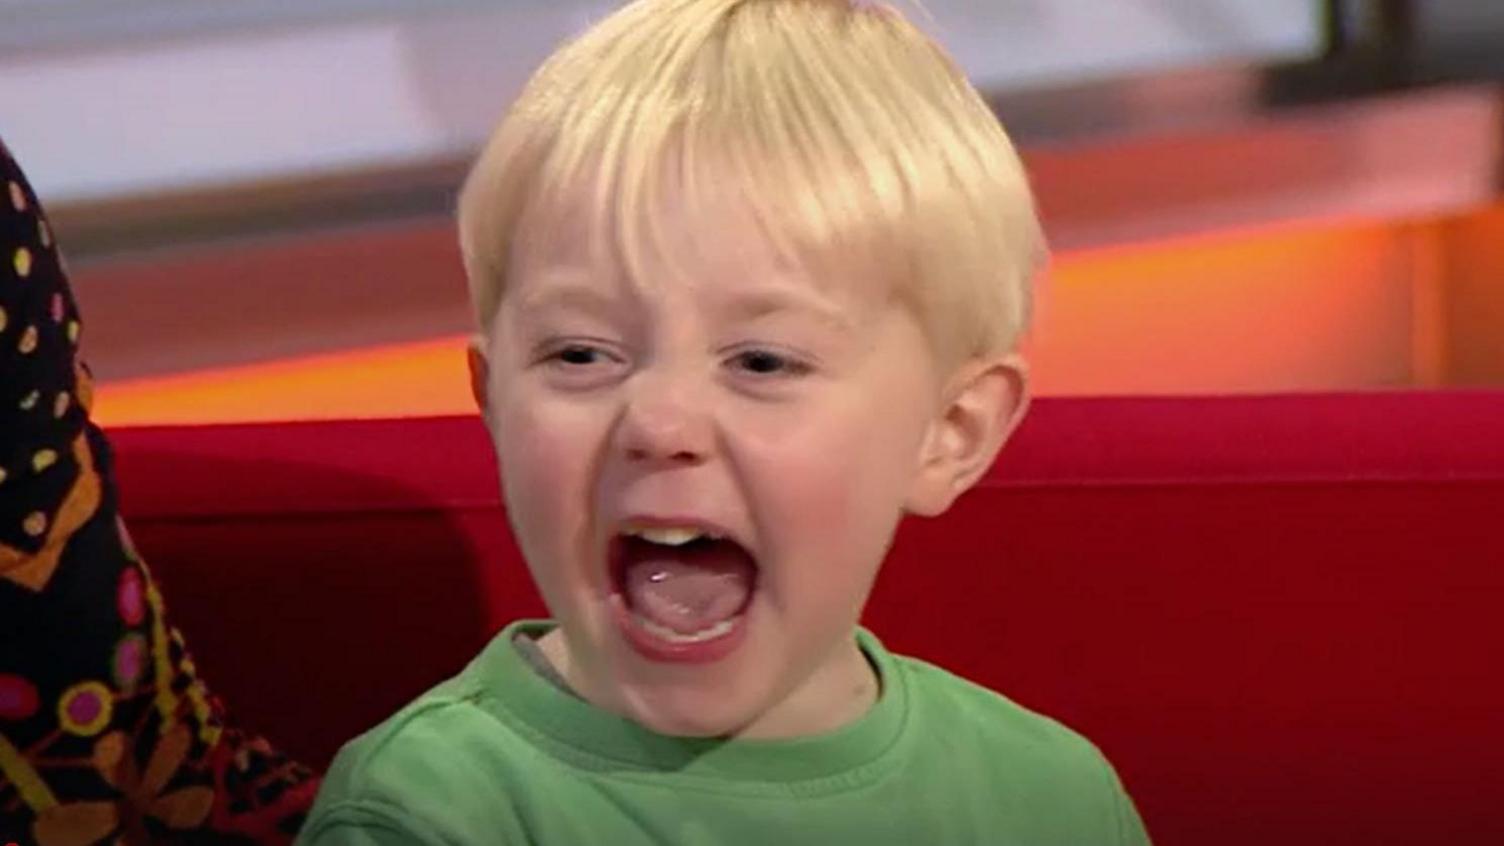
[0,137,320,843]
[1098,748,1154,846]
[297,825,422,846]
[296,803,454,846]
[1114,780,1154,846]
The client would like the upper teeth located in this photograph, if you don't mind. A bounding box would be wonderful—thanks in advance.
[626,526,718,546]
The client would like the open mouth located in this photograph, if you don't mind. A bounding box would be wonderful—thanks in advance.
[609,523,758,661]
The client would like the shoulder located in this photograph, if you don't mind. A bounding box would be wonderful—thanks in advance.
[890,654,1152,844]
[894,653,1099,762]
[320,672,499,788]
[297,671,530,845]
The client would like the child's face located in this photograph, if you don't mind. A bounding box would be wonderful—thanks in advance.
[475,189,953,738]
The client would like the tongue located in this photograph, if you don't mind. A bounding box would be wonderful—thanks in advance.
[622,539,754,635]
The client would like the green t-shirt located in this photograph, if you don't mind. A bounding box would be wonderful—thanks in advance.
[297,621,1150,845]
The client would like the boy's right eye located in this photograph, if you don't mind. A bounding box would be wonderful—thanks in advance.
[536,342,627,386]
[551,344,607,366]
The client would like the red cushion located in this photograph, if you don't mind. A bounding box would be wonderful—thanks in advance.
[110,392,1504,846]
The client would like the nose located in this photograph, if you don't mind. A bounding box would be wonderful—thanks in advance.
[613,370,713,466]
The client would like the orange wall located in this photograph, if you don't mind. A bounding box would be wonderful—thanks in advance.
[94,336,473,426]
[91,209,1504,426]
[1441,205,1504,385]
[1033,221,1421,395]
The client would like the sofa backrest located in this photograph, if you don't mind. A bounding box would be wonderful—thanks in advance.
[110,392,1504,846]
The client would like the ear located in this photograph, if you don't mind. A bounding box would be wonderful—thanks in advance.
[905,354,1030,517]
[466,335,492,422]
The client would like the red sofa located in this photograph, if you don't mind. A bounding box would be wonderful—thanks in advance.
[109,392,1504,846]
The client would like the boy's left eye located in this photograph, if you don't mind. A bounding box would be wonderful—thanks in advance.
[727,348,811,377]
[553,345,607,366]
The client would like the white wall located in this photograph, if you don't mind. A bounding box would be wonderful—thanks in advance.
[0,0,1318,203]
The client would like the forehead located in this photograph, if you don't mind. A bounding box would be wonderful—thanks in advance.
[512,181,778,276]
[506,178,889,323]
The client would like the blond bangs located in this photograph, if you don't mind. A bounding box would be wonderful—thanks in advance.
[459,0,1044,363]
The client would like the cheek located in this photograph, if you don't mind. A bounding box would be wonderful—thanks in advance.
[740,396,926,592]
[493,397,605,566]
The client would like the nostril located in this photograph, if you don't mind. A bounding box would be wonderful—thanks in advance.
[625,446,702,464]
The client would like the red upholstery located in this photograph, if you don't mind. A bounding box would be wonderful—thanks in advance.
[108,392,1504,846]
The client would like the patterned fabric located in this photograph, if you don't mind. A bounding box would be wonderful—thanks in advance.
[0,138,320,845]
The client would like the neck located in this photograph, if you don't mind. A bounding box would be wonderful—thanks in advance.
[535,627,881,740]
[735,636,880,740]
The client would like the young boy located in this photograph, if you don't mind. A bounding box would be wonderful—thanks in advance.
[299,0,1151,843]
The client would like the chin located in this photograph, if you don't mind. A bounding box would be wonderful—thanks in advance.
[623,684,765,739]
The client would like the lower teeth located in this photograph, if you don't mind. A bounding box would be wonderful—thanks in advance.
[634,614,735,644]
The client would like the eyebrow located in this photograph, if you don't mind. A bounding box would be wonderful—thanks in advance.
[512,279,621,320]
[512,275,858,334]
[718,286,857,334]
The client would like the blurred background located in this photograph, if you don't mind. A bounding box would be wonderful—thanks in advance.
[2,0,1502,424]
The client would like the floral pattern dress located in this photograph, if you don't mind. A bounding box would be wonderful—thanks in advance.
[0,138,320,845]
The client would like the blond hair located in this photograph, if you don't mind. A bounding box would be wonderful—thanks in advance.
[457,0,1044,364]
